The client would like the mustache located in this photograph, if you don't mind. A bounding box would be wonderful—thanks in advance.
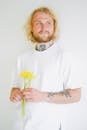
[39,31,49,34]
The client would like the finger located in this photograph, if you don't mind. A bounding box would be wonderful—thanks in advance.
[23,94,32,100]
[10,96,18,102]
[22,88,32,93]
[12,98,18,103]
[17,91,23,97]
[10,96,14,101]
[13,94,22,101]
[23,92,32,97]
[13,97,21,102]
[22,89,32,96]
[26,98,33,102]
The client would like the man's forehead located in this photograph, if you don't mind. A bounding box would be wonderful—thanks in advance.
[32,11,53,20]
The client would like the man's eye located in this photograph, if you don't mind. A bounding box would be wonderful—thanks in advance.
[35,22,41,25]
[46,21,51,25]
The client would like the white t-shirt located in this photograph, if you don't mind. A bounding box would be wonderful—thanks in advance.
[11,41,83,130]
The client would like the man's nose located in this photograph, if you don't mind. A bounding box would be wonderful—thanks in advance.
[41,24,46,31]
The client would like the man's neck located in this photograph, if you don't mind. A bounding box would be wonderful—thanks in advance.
[35,41,54,51]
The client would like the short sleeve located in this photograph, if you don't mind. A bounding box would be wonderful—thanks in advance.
[10,56,23,89]
[63,51,86,89]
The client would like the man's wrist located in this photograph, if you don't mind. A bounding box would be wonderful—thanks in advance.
[41,92,50,102]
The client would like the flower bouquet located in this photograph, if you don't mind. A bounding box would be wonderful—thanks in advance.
[20,71,36,117]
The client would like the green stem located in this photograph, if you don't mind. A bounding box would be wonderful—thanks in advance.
[22,98,25,117]
[28,79,31,88]
[24,78,26,89]
[21,78,32,118]
[22,78,26,118]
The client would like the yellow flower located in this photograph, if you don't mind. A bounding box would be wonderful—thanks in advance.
[19,71,36,118]
[20,71,36,80]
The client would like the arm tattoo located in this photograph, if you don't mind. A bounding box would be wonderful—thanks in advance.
[48,90,72,98]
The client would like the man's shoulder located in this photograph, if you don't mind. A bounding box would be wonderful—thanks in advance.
[17,48,33,60]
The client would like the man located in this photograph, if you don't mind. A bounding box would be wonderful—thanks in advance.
[10,7,81,130]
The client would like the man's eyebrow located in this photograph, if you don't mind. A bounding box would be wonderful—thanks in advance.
[34,20,41,23]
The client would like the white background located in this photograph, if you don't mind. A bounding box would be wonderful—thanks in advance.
[0,0,87,130]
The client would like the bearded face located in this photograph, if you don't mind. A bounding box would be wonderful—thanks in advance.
[31,11,55,43]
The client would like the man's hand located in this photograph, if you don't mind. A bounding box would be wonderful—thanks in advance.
[22,88,46,102]
[10,88,23,102]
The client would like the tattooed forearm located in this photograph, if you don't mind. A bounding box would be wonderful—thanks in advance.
[48,89,72,99]
[45,88,81,103]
